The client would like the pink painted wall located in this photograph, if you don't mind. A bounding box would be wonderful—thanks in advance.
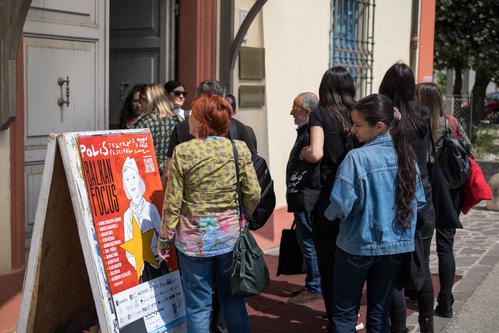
[417,0,436,83]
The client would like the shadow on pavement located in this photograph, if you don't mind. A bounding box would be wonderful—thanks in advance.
[247,255,462,332]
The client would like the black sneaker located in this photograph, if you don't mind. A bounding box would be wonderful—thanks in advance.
[435,303,453,318]
[435,294,454,318]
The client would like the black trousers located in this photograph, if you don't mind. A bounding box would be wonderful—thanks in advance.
[435,227,456,301]
[312,199,340,328]
[390,232,435,329]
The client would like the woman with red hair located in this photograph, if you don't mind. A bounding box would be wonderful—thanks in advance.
[158,94,260,333]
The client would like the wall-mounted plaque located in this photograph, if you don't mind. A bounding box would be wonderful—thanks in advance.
[239,85,265,108]
[239,47,265,80]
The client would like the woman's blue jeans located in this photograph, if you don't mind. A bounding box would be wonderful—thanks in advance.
[178,251,250,333]
[332,248,403,333]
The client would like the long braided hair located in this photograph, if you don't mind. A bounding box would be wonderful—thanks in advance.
[354,94,417,228]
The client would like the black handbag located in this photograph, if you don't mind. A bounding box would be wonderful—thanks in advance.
[230,141,270,297]
[276,222,307,276]
[437,116,472,190]
[428,163,463,229]
[429,124,463,229]
[396,230,426,291]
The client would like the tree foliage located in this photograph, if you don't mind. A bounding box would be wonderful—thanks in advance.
[435,0,499,81]
[434,0,499,124]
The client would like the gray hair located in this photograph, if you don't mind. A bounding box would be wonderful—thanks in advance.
[196,80,226,97]
[298,92,319,110]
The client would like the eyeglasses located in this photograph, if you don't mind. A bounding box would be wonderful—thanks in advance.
[172,90,187,97]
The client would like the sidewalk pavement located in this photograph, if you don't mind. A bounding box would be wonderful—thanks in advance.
[440,259,499,333]
[254,203,499,333]
[1,204,499,332]
[405,204,499,332]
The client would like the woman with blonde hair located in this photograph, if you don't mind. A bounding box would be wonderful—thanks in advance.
[132,83,180,178]
[158,94,260,333]
[416,82,472,156]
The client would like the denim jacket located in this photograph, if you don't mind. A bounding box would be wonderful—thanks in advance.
[324,134,426,256]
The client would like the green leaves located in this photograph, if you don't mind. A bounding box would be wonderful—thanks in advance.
[435,0,499,82]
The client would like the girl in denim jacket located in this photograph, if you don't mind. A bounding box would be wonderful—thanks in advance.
[324,94,426,333]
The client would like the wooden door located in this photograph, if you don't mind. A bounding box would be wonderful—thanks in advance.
[109,0,175,129]
[23,0,107,253]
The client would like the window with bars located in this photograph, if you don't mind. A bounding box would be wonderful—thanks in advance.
[330,0,375,98]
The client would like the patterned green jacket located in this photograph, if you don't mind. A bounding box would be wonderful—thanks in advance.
[132,112,180,175]
[161,137,261,257]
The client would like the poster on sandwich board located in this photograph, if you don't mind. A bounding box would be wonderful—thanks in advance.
[18,129,185,333]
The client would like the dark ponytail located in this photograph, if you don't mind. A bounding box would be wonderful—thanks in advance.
[354,94,417,228]
[379,63,426,138]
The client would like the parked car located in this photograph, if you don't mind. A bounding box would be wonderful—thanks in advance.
[483,92,499,122]
[460,92,499,123]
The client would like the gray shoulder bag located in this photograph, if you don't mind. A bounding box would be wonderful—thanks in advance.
[229,140,270,297]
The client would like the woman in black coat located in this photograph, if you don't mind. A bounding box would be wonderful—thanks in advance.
[380,63,436,333]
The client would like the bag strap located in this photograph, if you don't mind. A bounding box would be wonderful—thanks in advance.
[428,118,437,160]
[445,115,460,140]
[230,140,247,230]
[448,115,461,139]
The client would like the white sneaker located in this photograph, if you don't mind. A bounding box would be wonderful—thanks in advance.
[356,314,365,331]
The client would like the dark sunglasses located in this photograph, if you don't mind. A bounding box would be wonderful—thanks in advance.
[172,90,187,97]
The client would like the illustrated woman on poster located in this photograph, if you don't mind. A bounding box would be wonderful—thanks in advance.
[122,157,167,282]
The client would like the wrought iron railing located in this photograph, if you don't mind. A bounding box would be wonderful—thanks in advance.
[330,0,375,98]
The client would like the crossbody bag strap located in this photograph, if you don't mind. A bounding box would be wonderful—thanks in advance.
[428,118,437,161]
[446,115,461,139]
[444,115,450,137]
[444,115,457,140]
[230,140,246,229]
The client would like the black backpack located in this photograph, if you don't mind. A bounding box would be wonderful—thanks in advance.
[248,154,276,230]
[437,116,472,190]
[228,121,276,230]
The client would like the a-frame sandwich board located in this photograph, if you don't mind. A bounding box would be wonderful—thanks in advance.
[18,133,101,332]
[18,130,185,333]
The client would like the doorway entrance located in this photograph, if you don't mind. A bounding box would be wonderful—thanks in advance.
[22,0,177,258]
[109,0,177,129]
